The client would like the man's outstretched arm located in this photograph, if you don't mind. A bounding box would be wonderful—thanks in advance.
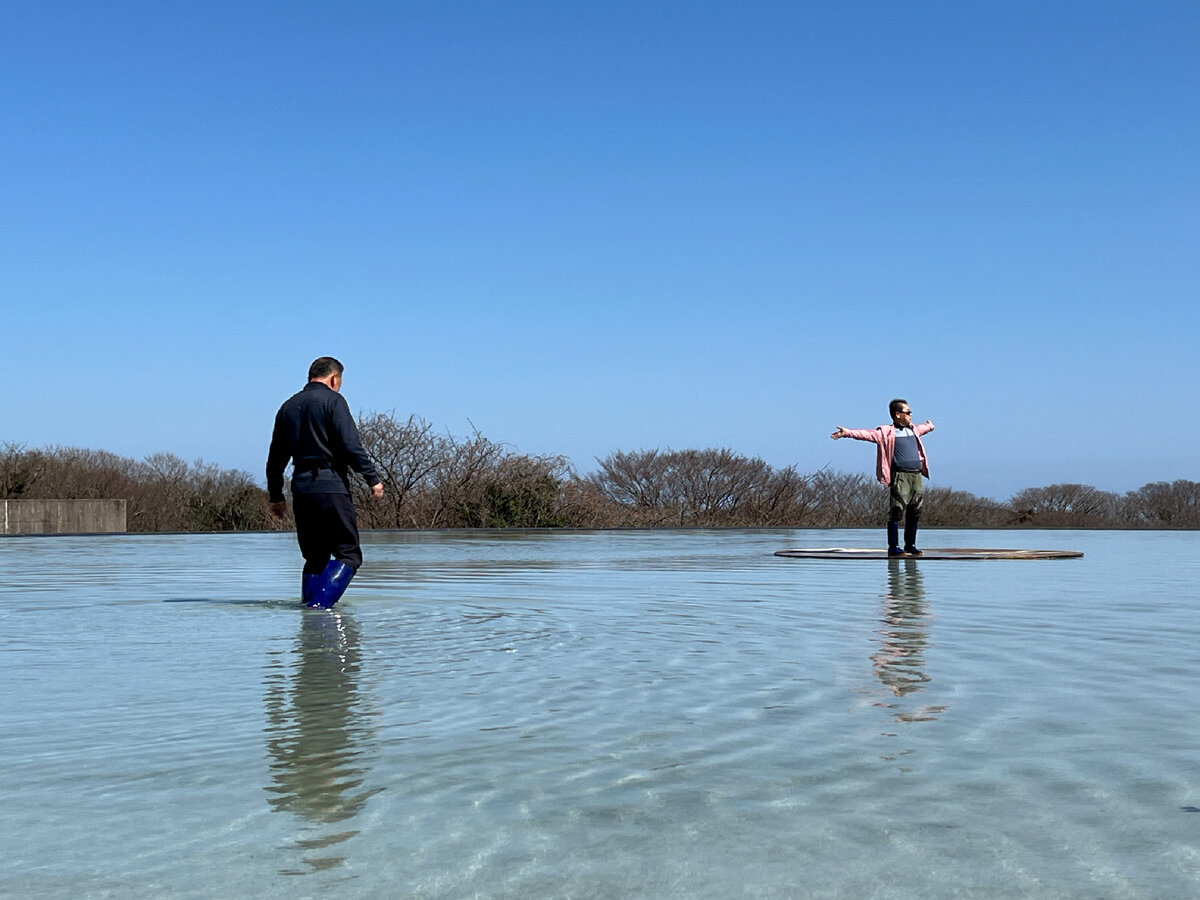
[831,426,881,442]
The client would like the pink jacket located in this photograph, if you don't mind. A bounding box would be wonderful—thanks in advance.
[841,422,934,485]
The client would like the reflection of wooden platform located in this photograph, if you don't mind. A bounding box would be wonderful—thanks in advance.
[774,547,1084,560]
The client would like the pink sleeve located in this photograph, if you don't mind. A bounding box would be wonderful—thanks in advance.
[841,428,882,443]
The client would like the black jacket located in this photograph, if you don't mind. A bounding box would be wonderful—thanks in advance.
[266,382,381,502]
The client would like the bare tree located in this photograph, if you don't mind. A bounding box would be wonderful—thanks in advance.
[668,449,771,525]
[414,427,507,528]
[354,412,449,528]
[806,469,881,526]
[587,449,823,527]
[749,465,823,526]
[1120,479,1200,528]
[1009,483,1120,527]
[587,449,672,519]
[0,443,49,497]
[182,461,271,531]
[923,486,1010,527]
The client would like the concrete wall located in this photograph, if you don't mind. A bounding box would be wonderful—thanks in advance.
[2,499,127,535]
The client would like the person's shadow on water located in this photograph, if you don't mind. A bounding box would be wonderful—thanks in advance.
[263,609,381,875]
[872,558,948,725]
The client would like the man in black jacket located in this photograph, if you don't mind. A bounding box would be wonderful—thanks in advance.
[267,357,384,608]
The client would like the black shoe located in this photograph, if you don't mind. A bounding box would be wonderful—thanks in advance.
[888,547,906,556]
[904,547,923,557]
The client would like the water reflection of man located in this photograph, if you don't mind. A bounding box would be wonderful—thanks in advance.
[264,609,379,872]
[872,558,946,723]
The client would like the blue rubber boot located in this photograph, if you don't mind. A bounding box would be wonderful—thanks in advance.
[301,572,320,606]
[305,559,355,609]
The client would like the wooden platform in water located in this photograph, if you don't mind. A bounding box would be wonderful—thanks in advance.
[774,547,1084,560]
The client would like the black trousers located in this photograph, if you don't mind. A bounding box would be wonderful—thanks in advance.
[292,492,363,575]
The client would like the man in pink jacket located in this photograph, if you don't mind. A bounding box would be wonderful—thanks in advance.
[832,399,935,556]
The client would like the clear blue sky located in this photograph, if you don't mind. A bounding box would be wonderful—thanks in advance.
[4,2,1197,500]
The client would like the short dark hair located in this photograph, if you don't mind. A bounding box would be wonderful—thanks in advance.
[308,357,344,381]
[889,398,908,418]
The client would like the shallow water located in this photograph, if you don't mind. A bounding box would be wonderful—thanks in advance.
[4,528,1200,898]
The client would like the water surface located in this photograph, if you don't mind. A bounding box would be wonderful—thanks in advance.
[4,529,1199,898]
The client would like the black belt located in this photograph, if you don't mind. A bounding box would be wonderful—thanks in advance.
[294,461,333,473]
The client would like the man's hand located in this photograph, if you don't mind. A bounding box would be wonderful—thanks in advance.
[831,426,848,439]
[269,500,287,519]
[370,482,384,501]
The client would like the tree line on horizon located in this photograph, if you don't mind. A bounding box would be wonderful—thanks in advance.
[2,413,1197,532]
